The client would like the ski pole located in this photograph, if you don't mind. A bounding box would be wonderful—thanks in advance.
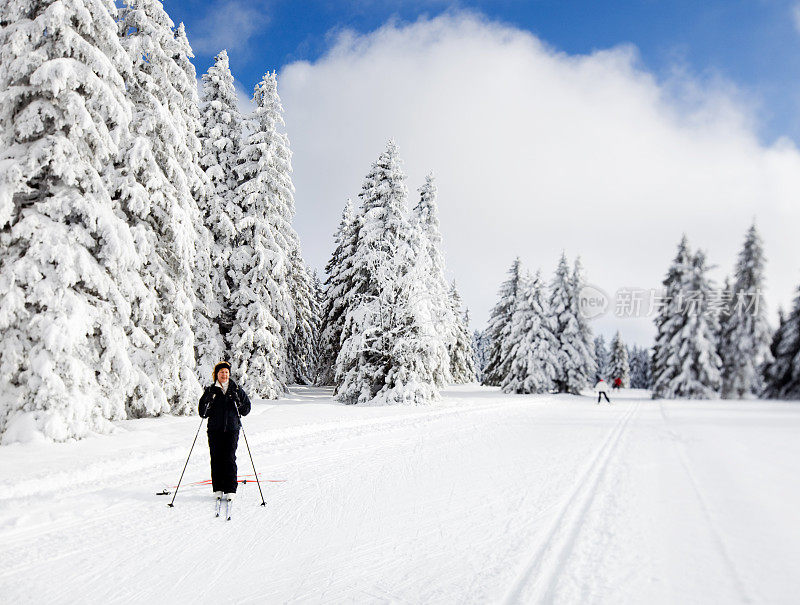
[168,416,205,508]
[235,405,266,507]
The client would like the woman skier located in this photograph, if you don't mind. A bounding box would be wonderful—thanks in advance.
[595,378,611,404]
[198,361,252,514]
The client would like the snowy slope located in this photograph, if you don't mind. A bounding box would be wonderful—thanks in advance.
[1,386,798,603]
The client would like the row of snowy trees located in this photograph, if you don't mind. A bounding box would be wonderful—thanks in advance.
[0,0,314,442]
[317,142,474,404]
[650,225,797,399]
[476,223,794,400]
[480,255,597,394]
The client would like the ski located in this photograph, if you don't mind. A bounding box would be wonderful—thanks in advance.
[215,495,222,518]
[157,476,286,495]
[166,474,286,488]
[225,497,232,521]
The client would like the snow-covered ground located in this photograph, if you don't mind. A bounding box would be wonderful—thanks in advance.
[1,385,798,604]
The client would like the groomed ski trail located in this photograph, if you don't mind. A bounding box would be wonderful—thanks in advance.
[502,399,640,603]
[1,386,799,603]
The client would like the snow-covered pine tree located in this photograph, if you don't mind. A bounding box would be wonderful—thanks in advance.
[335,145,408,404]
[627,345,645,389]
[118,0,203,415]
[549,254,594,394]
[172,21,223,381]
[608,331,630,387]
[655,250,723,399]
[198,50,242,344]
[761,308,786,397]
[483,258,524,386]
[336,141,444,405]
[716,275,733,345]
[288,262,319,385]
[472,330,489,383]
[380,213,449,403]
[641,348,653,389]
[719,224,772,399]
[448,282,476,383]
[252,71,311,386]
[318,199,361,385]
[571,257,598,387]
[631,347,653,389]
[762,292,800,399]
[413,174,453,386]
[306,269,324,385]
[652,235,693,399]
[594,335,609,381]
[227,74,288,399]
[501,270,559,394]
[0,0,143,441]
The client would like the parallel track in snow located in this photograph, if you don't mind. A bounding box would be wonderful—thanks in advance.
[502,400,640,604]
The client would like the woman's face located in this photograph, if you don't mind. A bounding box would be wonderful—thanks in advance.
[218,368,230,383]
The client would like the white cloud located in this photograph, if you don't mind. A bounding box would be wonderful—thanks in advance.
[279,12,800,344]
[792,3,800,34]
[190,1,269,55]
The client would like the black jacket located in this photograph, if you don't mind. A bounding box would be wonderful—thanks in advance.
[198,380,251,432]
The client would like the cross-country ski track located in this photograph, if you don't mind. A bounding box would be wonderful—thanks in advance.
[0,385,798,604]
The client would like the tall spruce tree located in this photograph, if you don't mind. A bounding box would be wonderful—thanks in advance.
[654,250,722,399]
[719,224,772,398]
[594,335,609,381]
[608,331,630,387]
[306,269,324,385]
[448,282,476,383]
[550,254,594,394]
[501,271,559,394]
[198,50,242,345]
[571,257,598,386]
[483,258,524,386]
[413,174,453,385]
[228,74,288,398]
[472,330,489,383]
[380,213,449,403]
[288,262,320,385]
[255,72,312,386]
[118,0,203,415]
[652,236,693,399]
[761,307,785,396]
[0,0,143,441]
[318,199,361,385]
[172,21,223,381]
[762,292,800,399]
[336,141,444,404]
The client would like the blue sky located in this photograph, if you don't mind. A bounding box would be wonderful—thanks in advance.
[171,0,800,145]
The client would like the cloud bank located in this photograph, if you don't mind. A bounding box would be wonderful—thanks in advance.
[278,12,800,344]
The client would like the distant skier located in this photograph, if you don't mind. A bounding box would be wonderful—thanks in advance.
[595,379,611,404]
[199,361,252,511]
[613,377,623,390]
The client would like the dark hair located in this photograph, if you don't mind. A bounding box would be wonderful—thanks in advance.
[212,361,232,382]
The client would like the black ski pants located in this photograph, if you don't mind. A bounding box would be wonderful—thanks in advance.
[597,392,611,403]
[208,429,240,493]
